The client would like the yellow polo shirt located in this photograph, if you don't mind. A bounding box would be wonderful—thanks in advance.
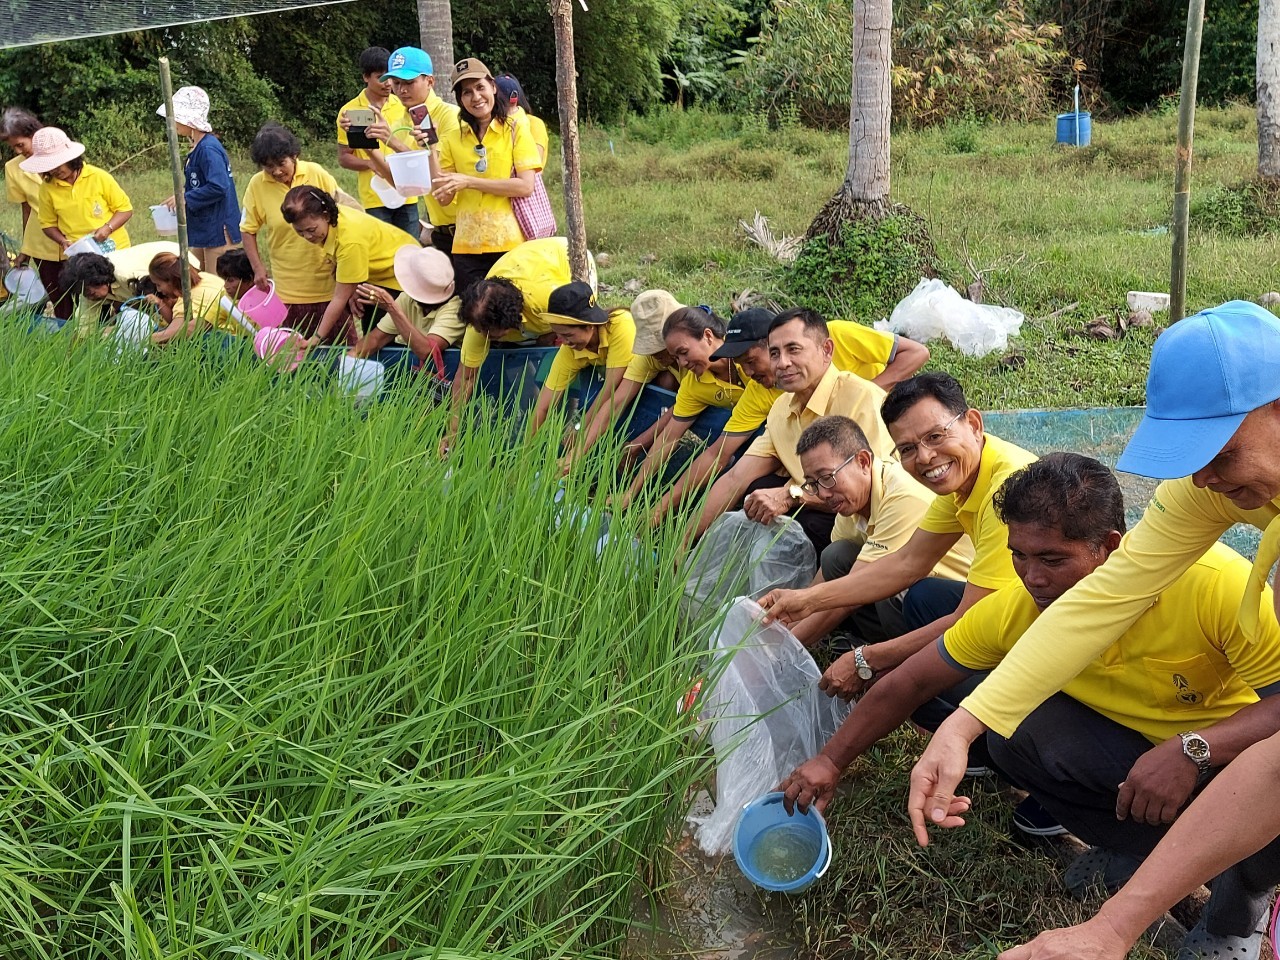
[413,91,460,228]
[241,160,339,304]
[72,242,197,338]
[336,90,419,209]
[942,543,1280,744]
[438,113,541,255]
[916,433,1037,590]
[37,163,132,252]
[459,238,578,368]
[962,475,1280,738]
[375,293,465,345]
[834,457,973,581]
[321,206,415,289]
[623,352,680,386]
[829,320,897,381]
[174,272,244,335]
[668,365,783,437]
[544,309,636,392]
[5,156,61,260]
[746,365,894,478]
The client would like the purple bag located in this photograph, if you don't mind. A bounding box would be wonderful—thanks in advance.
[509,121,556,240]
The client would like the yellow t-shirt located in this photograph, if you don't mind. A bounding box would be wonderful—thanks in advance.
[544,309,636,392]
[175,272,244,335]
[321,205,415,289]
[941,543,1280,744]
[375,292,465,346]
[458,237,578,369]
[240,160,339,304]
[745,364,895,477]
[411,91,461,228]
[520,110,550,160]
[962,475,1280,738]
[916,433,1038,591]
[37,163,132,253]
[437,113,542,255]
[5,155,61,260]
[829,320,897,382]
[623,352,680,386]
[337,90,419,209]
[833,457,973,581]
[669,365,783,436]
[72,242,197,338]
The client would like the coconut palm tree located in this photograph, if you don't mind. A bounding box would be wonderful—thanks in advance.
[417,0,457,104]
[1260,0,1280,180]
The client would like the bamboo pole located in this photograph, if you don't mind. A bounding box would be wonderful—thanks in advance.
[551,0,589,282]
[1170,0,1206,323]
[159,57,192,322]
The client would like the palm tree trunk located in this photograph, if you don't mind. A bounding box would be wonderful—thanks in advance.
[418,0,457,104]
[1260,0,1280,180]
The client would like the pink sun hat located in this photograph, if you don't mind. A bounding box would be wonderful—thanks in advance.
[19,127,85,174]
[394,245,456,304]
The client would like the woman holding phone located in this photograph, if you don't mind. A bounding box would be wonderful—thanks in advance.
[430,57,542,294]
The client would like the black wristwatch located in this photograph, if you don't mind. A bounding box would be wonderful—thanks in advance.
[1179,731,1211,782]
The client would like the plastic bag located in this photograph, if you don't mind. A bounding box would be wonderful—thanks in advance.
[682,513,816,623]
[875,278,1024,358]
[690,597,851,855]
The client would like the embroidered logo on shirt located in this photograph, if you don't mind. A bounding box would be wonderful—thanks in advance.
[92,201,103,218]
[1172,672,1203,705]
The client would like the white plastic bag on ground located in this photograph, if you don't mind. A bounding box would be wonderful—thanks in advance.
[691,597,851,855]
[682,513,816,623]
[876,278,1024,357]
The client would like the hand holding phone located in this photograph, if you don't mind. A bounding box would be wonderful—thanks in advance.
[344,107,380,150]
[409,104,438,145]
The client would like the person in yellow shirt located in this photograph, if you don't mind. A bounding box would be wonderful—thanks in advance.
[529,282,636,454]
[430,57,542,294]
[692,308,896,550]
[59,242,199,338]
[776,454,1280,960]
[241,123,341,335]
[2,108,69,318]
[348,246,464,367]
[785,415,972,651]
[495,74,550,163]
[280,185,417,347]
[337,47,420,239]
[23,127,132,273]
[147,252,242,345]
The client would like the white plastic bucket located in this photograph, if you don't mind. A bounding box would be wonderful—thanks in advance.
[370,175,408,209]
[337,354,386,401]
[65,235,107,258]
[150,205,178,236]
[112,305,154,354]
[386,151,433,197]
[3,266,46,305]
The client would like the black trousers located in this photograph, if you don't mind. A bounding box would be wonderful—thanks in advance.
[988,693,1280,936]
[818,539,907,647]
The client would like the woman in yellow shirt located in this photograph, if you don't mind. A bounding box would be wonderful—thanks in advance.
[495,74,549,163]
[2,109,72,318]
[281,185,417,346]
[429,57,542,296]
[147,252,238,346]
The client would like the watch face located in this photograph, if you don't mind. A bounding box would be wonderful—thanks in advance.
[856,666,874,680]
[1183,734,1210,760]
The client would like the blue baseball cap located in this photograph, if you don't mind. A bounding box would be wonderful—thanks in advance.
[382,47,433,81]
[1117,300,1280,478]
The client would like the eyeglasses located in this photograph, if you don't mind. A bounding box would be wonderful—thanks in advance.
[799,453,859,496]
[473,144,488,173]
[893,411,965,462]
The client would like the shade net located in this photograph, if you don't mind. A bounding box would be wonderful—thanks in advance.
[0,0,356,49]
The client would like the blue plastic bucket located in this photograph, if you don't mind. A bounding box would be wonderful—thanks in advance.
[1056,111,1092,147]
[732,792,831,894]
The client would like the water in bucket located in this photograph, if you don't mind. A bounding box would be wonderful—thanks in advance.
[749,823,822,885]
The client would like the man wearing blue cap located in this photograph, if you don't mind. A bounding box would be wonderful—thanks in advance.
[907,300,1280,959]
[365,46,460,253]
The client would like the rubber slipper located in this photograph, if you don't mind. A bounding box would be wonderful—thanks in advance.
[1175,915,1263,959]
[1063,846,1142,899]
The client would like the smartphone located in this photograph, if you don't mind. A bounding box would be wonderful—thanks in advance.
[345,107,376,127]
[409,104,438,144]
[344,107,379,150]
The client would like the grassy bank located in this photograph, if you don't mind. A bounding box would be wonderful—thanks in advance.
[0,329,708,958]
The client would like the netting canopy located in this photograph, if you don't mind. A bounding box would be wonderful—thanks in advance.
[0,0,356,49]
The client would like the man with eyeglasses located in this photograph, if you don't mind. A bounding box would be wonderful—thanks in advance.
[789,415,972,653]
[759,372,1036,774]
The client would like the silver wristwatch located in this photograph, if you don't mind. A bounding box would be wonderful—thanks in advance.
[1179,731,1211,781]
[853,646,874,681]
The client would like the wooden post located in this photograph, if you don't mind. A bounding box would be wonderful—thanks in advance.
[1170,0,1206,323]
[550,0,589,282]
[159,57,192,322]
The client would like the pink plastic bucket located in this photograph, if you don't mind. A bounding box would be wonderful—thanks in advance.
[253,326,306,372]
[238,282,288,329]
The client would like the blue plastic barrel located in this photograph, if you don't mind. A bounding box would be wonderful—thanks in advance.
[1056,111,1092,147]
[732,792,831,894]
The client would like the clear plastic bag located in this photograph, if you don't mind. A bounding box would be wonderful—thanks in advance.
[682,513,817,623]
[875,277,1024,358]
[691,597,851,855]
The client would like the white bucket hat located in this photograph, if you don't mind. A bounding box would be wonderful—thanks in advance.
[156,86,213,133]
[18,127,85,174]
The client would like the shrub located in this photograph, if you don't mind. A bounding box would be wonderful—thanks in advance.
[785,211,941,321]
[1192,180,1280,237]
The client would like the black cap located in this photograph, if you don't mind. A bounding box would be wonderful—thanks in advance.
[545,281,609,325]
[711,307,776,359]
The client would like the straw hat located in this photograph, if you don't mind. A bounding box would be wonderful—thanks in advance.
[630,289,683,355]
[156,86,212,133]
[19,127,85,174]
[394,246,456,304]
